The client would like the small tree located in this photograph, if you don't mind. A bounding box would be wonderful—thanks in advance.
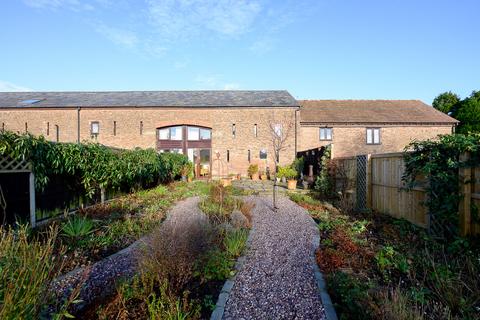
[432,91,460,114]
[263,111,295,210]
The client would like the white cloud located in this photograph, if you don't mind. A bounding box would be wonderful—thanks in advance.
[0,81,32,92]
[146,0,261,40]
[94,24,138,48]
[23,0,94,11]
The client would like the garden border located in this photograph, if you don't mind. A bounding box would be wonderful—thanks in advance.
[210,201,254,320]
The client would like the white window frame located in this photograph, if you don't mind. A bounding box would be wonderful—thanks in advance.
[319,127,333,141]
[91,121,100,135]
[366,128,381,145]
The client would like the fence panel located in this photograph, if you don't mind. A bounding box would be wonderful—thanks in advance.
[370,153,428,227]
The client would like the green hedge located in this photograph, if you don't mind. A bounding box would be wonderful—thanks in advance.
[0,131,189,197]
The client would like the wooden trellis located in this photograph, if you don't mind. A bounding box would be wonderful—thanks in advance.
[0,156,36,227]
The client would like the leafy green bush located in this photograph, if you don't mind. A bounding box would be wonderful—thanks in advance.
[278,166,297,180]
[0,131,189,198]
[327,271,372,319]
[197,249,233,282]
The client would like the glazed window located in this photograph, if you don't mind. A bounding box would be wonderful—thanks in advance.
[113,121,117,136]
[274,124,282,137]
[159,128,169,139]
[260,149,267,160]
[232,124,236,137]
[248,149,251,163]
[140,121,143,135]
[188,127,200,140]
[366,128,381,145]
[91,121,99,135]
[320,127,332,141]
[254,124,258,137]
[170,126,182,140]
[200,128,211,140]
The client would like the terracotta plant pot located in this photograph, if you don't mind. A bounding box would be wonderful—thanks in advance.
[251,173,259,180]
[222,177,232,187]
[287,179,297,190]
[260,174,267,180]
[187,176,193,183]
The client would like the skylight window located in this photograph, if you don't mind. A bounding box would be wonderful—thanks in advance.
[20,99,42,105]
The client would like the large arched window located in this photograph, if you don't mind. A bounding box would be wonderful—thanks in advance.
[157,125,212,178]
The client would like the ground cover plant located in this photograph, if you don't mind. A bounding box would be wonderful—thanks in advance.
[289,192,480,320]
[87,182,253,319]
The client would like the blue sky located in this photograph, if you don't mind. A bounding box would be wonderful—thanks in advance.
[0,0,478,103]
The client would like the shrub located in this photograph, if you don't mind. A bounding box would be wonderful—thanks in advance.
[0,225,66,319]
[247,164,258,176]
[196,249,233,282]
[140,218,214,293]
[327,271,372,319]
[278,166,297,180]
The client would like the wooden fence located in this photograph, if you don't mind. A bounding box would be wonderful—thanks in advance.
[333,152,480,236]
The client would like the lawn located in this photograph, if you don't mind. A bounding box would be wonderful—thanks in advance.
[289,192,480,320]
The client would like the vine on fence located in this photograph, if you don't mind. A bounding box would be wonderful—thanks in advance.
[403,133,480,239]
[0,132,189,197]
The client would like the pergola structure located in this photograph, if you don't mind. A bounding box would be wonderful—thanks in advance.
[0,156,36,227]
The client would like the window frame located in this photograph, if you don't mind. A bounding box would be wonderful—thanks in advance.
[319,127,333,141]
[90,121,100,136]
[366,128,381,145]
[188,126,200,141]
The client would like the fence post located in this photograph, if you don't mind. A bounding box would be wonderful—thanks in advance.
[365,154,372,209]
[101,188,106,204]
[459,152,472,236]
[29,172,36,228]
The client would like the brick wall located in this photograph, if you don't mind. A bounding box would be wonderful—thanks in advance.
[0,107,297,176]
[298,124,454,158]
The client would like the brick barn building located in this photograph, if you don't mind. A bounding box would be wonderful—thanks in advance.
[0,91,458,177]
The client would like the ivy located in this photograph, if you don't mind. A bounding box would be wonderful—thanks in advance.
[315,144,333,196]
[0,131,188,197]
[403,133,480,239]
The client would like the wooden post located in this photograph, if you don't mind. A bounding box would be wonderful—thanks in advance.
[101,188,106,204]
[29,172,36,228]
[459,152,472,236]
[366,154,372,209]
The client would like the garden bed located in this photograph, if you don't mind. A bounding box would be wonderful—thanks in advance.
[289,192,480,320]
[75,182,253,319]
[36,181,210,275]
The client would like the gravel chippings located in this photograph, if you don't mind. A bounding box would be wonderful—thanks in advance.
[222,196,326,320]
[50,196,203,313]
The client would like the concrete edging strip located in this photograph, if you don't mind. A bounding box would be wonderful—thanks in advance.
[311,226,338,320]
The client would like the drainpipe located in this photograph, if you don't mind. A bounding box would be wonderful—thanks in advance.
[77,107,81,143]
[294,107,299,156]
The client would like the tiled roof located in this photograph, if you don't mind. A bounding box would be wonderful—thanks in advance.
[0,90,299,108]
[300,100,458,124]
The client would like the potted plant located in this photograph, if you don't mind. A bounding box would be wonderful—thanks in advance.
[283,167,298,190]
[260,170,268,180]
[181,162,193,182]
[248,164,259,180]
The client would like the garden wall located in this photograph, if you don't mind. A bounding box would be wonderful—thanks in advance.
[333,152,480,236]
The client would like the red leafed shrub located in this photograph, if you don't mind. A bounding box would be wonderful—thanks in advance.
[316,248,344,273]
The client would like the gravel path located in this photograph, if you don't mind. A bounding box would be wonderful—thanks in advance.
[50,196,204,313]
[222,196,326,320]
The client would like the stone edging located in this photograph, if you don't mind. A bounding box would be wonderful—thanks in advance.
[310,221,338,320]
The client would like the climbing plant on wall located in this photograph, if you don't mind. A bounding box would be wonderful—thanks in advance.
[403,133,480,239]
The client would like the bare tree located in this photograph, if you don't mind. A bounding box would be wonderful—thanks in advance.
[263,111,296,210]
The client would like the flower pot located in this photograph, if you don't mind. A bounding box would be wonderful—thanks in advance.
[260,174,267,180]
[222,177,232,187]
[287,179,297,190]
[187,176,193,183]
[236,174,241,180]
[251,173,259,180]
